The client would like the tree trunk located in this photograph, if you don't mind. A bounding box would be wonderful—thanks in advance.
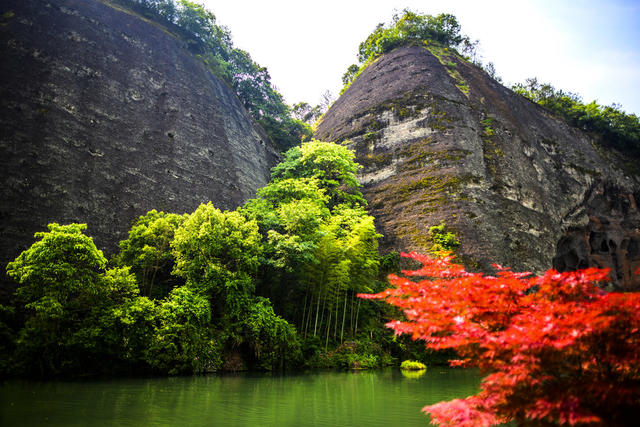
[325,309,332,352]
[340,289,348,343]
[313,290,321,337]
[300,283,310,333]
[304,292,314,338]
[313,269,327,336]
[354,299,361,336]
[349,292,355,338]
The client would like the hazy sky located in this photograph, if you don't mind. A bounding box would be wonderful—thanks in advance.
[202,0,640,115]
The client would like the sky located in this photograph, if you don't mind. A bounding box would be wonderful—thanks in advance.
[202,0,640,115]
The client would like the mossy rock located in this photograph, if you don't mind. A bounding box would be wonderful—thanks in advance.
[400,360,427,370]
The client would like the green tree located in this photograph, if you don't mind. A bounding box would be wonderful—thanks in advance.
[243,297,301,370]
[342,64,360,86]
[114,210,187,298]
[342,10,476,93]
[241,142,380,348]
[146,286,220,374]
[357,11,469,64]
[427,221,460,254]
[270,140,366,207]
[304,206,380,345]
[96,290,158,369]
[70,267,156,372]
[5,224,142,375]
[171,202,302,370]
[171,202,262,316]
[257,115,313,152]
[240,178,329,323]
[292,101,323,124]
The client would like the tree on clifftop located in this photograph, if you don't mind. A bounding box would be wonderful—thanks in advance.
[340,9,477,94]
[357,10,470,64]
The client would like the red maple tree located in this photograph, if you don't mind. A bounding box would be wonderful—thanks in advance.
[360,253,640,426]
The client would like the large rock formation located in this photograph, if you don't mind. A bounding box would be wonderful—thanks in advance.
[0,0,278,290]
[315,45,640,289]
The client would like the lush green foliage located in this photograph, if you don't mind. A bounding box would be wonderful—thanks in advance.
[306,339,394,370]
[270,140,366,207]
[146,286,219,374]
[243,297,301,370]
[357,10,471,64]
[2,141,400,376]
[427,222,460,254]
[342,64,360,87]
[5,224,144,375]
[291,102,323,125]
[400,360,427,370]
[114,210,186,298]
[112,0,310,151]
[513,78,640,156]
[241,141,383,359]
[361,253,640,426]
[171,203,262,305]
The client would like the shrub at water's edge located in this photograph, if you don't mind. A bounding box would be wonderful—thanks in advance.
[400,360,426,371]
[360,253,640,426]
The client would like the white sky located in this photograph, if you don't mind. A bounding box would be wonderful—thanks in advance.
[202,0,640,115]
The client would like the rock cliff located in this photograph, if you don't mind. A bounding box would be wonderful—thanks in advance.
[0,0,278,290]
[315,45,640,289]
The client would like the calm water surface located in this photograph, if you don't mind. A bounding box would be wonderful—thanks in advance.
[0,368,479,426]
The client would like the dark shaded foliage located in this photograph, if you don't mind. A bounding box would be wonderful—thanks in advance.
[513,78,640,157]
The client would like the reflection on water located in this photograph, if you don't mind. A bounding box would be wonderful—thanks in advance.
[0,368,479,426]
[400,368,427,380]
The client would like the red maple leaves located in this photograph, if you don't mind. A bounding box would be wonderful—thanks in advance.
[359,253,640,426]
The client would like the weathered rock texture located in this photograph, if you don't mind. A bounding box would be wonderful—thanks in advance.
[315,45,640,289]
[0,0,278,290]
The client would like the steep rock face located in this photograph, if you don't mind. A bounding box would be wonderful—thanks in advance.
[315,45,639,288]
[0,0,278,288]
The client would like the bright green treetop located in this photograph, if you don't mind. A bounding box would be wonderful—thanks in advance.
[7,223,109,304]
[5,223,145,375]
[171,202,262,310]
[270,140,365,207]
[114,210,187,298]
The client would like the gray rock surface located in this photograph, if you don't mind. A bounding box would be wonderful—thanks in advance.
[0,0,278,292]
[315,45,640,288]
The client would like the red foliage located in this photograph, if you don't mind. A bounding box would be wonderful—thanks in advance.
[359,253,640,426]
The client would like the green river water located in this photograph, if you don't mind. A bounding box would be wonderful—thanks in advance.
[0,368,480,426]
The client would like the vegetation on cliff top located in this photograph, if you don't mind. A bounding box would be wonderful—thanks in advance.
[512,78,640,158]
[356,10,472,64]
[110,0,311,151]
[341,9,477,94]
